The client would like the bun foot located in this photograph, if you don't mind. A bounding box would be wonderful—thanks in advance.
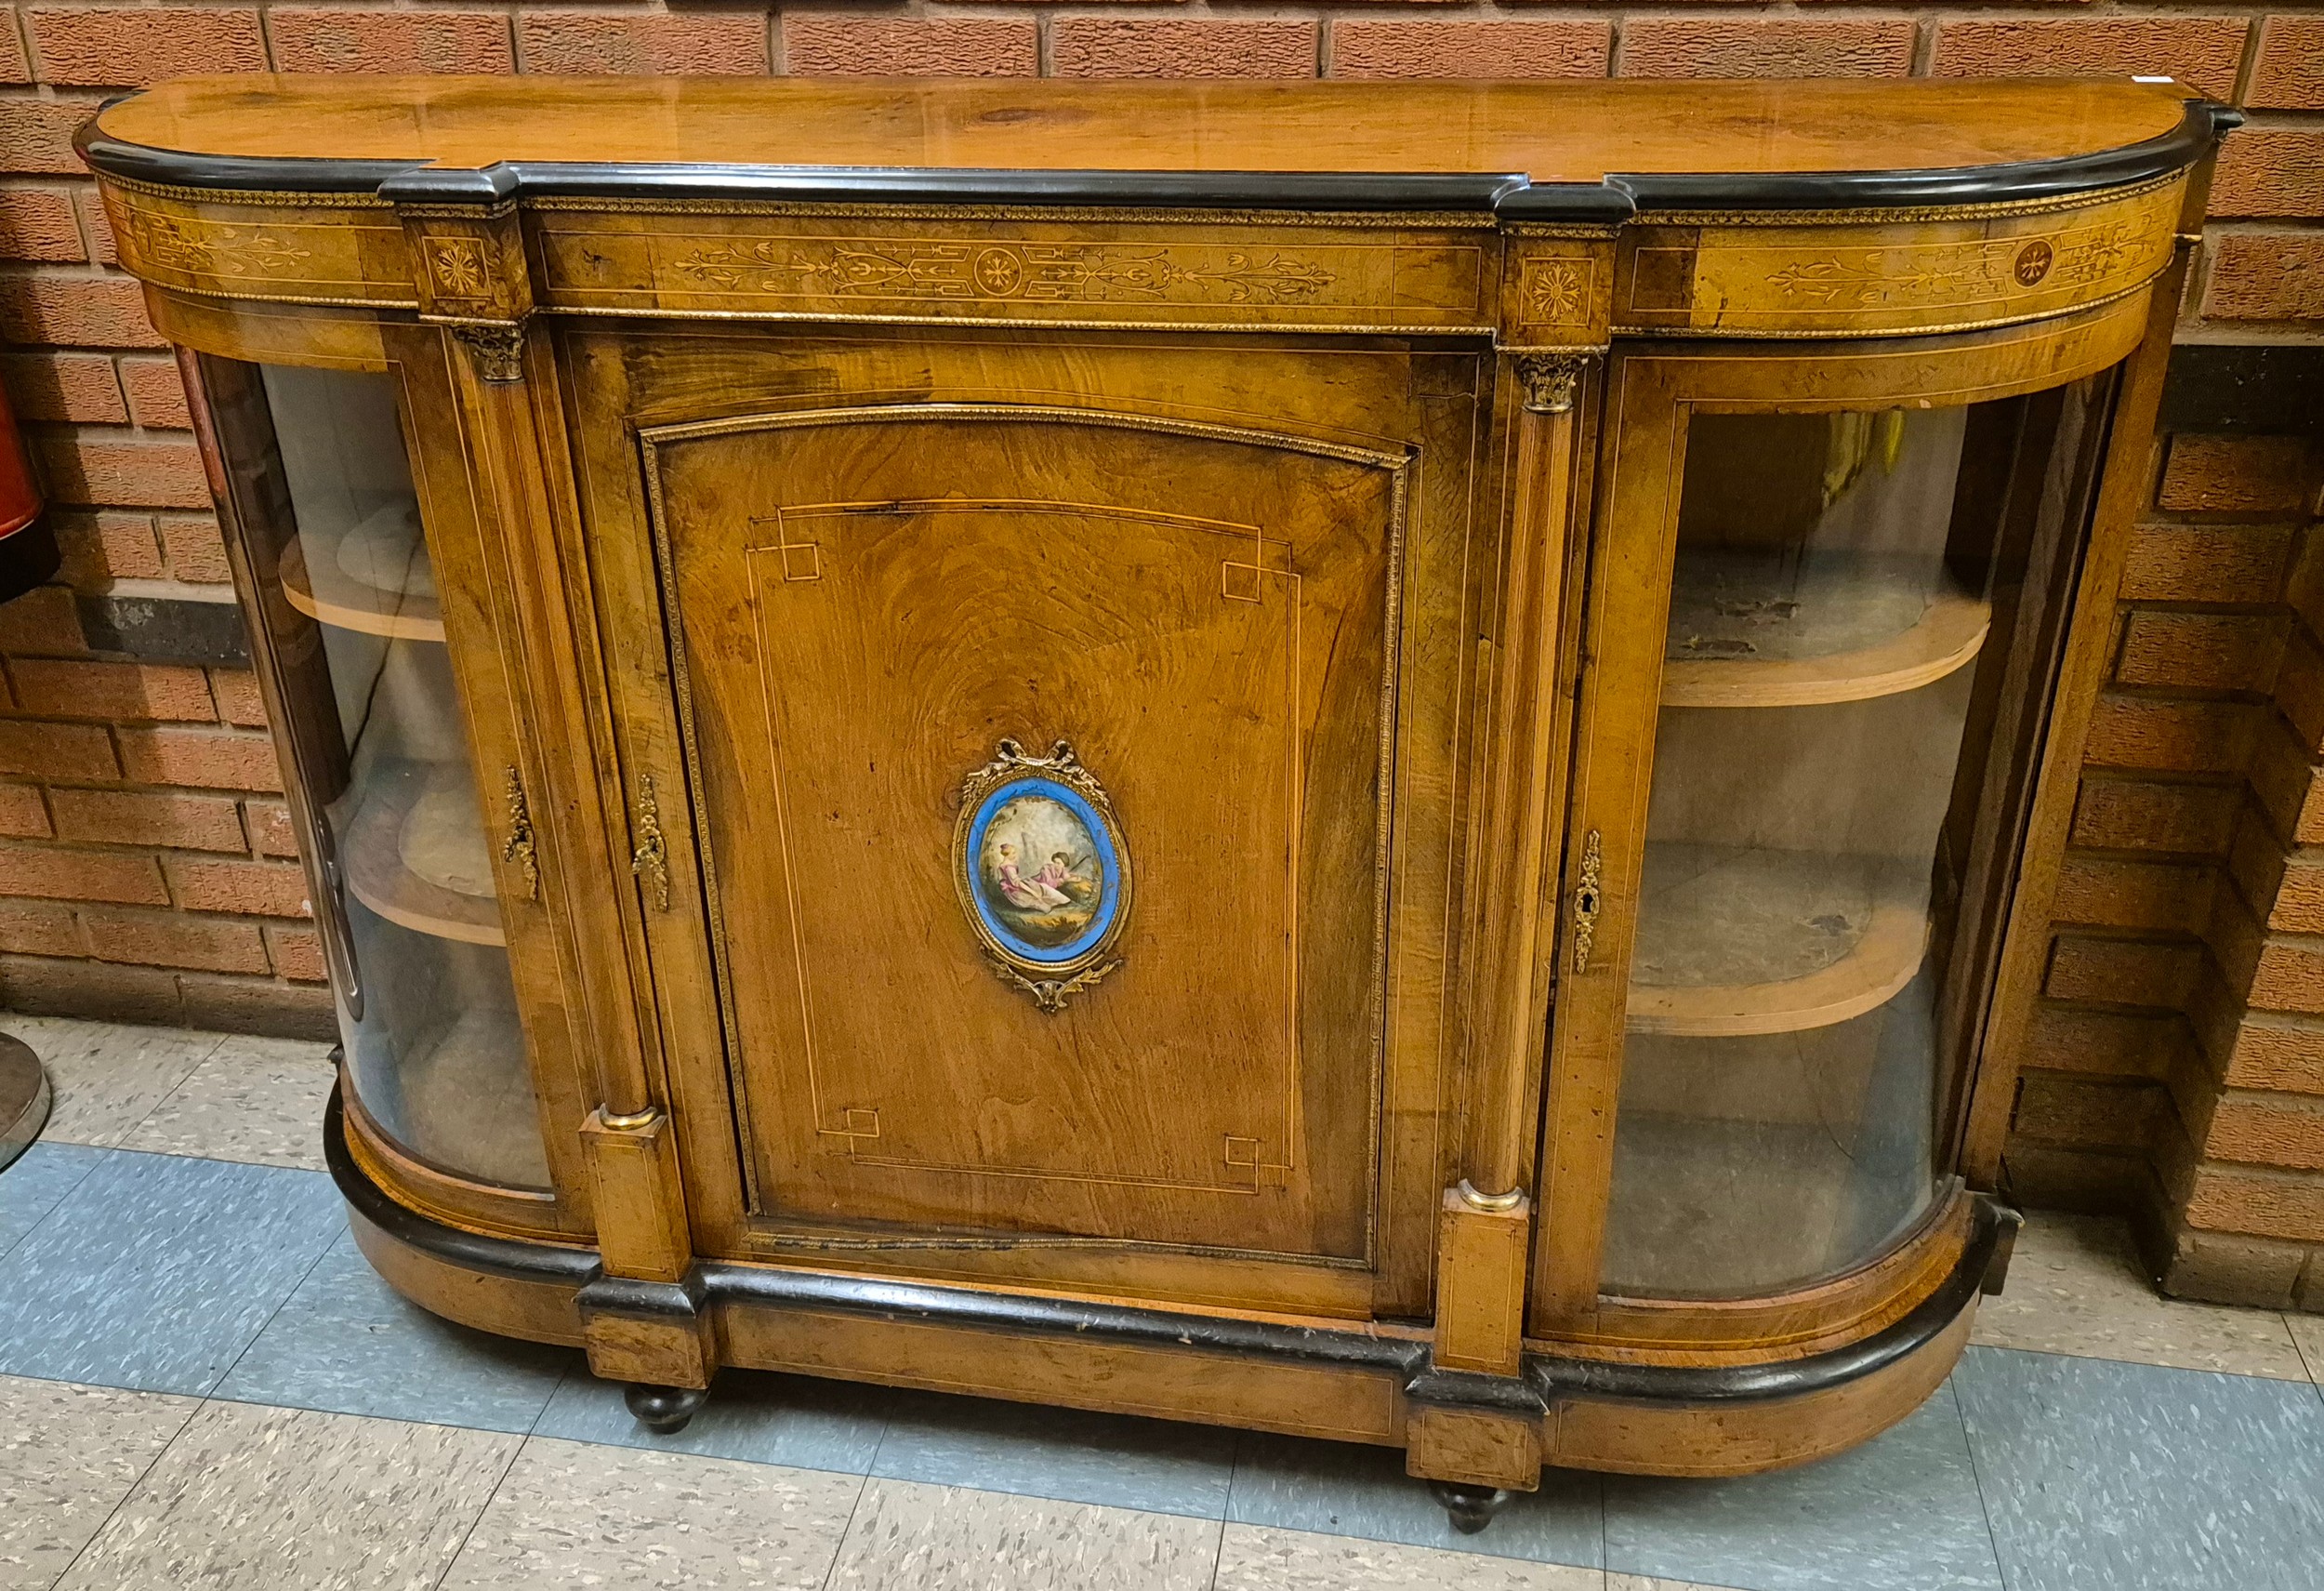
[1429,1479,1511,1534]
[624,1382,708,1435]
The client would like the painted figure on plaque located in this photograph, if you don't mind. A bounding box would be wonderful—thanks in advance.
[954,739,1131,1010]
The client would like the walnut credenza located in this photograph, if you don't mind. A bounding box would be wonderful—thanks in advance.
[81,74,2234,1527]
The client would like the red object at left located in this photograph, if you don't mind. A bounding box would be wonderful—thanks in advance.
[0,379,58,604]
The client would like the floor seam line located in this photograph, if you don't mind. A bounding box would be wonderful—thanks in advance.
[41,1383,209,1591]
[202,1213,344,1401]
[424,1425,530,1591]
[1952,1362,2016,1591]
[0,1141,110,1271]
[105,1028,232,1154]
[815,1467,877,1591]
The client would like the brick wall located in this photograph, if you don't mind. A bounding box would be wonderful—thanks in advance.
[0,3,2320,1289]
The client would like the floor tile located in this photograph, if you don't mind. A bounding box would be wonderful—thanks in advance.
[0,1015,220,1149]
[826,1478,1221,1591]
[2286,1312,2323,1388]
[871,1390,1237,1519]
[0,1140,106,1261]
[215,1226,574,1432]
[0,1374,198,1591]
[533,1364,893,1474]
[54,1399,516,1591]
[1607,1579,1747,1591]
[1601,1383,2000,1591]
[1227,1433,1604,1567]
[0,1147,344,1395]
[1971,1212,2310,1380]
[1216,1522,1605,1590]
[118,1033,337,1170]
[1955,1344,2324,1591]
[439,1435,862,1590]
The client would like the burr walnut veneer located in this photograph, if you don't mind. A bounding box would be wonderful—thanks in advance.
[82,74,2232,1524]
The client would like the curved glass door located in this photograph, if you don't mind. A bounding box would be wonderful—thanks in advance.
[1596,386,2106,1300]
[203,358,549,1190]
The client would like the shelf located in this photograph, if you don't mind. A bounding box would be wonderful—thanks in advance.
[1626,842,1926,1037]
[340,760,504,948]
[279,498,442,642]
[1661,552,1989,709]
[398,1004,552,1189]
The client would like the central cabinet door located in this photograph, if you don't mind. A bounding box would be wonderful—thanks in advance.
[567,326,1480,1304]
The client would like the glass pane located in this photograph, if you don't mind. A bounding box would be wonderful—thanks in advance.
[1601,391,2097,1299]
[256,364,548,1189]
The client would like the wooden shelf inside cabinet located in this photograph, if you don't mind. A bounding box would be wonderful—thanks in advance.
[1627,842,1927,1037]
[278,500,443,642]
[339,760,505,948]
[1661,553,1989,709]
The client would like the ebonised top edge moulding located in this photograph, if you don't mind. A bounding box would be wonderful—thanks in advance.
[82,73,2236,213]
[82,74,2230,1527]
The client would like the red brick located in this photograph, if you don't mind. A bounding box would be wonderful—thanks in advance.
[2210,130,2324,222]
[1619,18,1913,79]
[79,906,269,974]
[2114,611,2285,695]
[32,432,208,510]
[2071,778,2239,855]
[2052,856,2213,935]
[0,781,46,839]
[1051,19,1317,79]
[781,18,1037,77]
[52,510,162,584]
[266,923,325,981]
[8,658,214,723]
[2249,935,2324,1016]
[2121,523,2293,605]
[2184,1165,2324,1243]
[2157,434,2317,516]
[0,717,113,780]
[2085,695,2258,776]
[157,514,229,585]
[117,727,281,792]
[0,272,159,348]
[26,6,265,86]
[0,185,81,261]
[0,10,28,83]
[1329,20,1608,80]
[74,189,113,267]
[2206,1096,2324,1171]
[0,95,106,177]
[2202,232,2324,325]
[2044,935,2203,1008]
[0,897,78,957]
[117,356,190,430]
[270,9,512,74]
[1928,19,2248,100]
[49,787,244,852]
[163,855,310,918]
[0,841,166,906]
[520,11,765,75]
[207,670,265,729]
[0,584,84,656]
[2249,18,2324,112]
[244,799,297,858]
[0,350,125,424]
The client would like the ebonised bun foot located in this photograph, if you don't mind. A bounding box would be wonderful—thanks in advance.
[624,1382,709,1435]
[1428,1480,1511,1534]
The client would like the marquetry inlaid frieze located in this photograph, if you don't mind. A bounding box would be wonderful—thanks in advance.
[1611,176,2186,338]
[101,183,413,310]
[533,214,1501,333]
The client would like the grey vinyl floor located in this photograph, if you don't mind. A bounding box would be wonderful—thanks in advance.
[3,1013,2320,1591]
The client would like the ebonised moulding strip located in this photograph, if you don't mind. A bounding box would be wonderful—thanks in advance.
[77,97,2235,217]
[328,1082,2013,1410]
[1526,1194,2020,1409]
[324,1084,597,1286]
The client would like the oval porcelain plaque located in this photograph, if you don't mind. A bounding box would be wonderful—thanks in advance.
[954,740,1129,1011]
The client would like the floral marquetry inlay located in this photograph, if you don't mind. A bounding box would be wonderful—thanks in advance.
[120,212,316,279]
[423,237,493,299]
[670,239,1340,306]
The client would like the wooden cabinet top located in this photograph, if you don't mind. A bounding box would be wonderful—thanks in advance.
[86,75,2220,217]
